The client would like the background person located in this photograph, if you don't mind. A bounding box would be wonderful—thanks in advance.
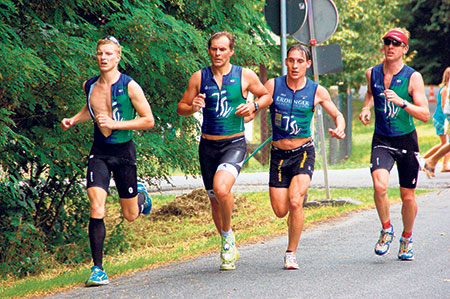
[359,28,429,261]
[176,31,272,270]
[265,44,345,269]
[61,36,155,286]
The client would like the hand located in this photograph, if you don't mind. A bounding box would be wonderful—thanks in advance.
[95,114,115,129]
[235,102,254,117]
[191,93,206,113]
[60,118,74,131]
[384,89,402,106]
[328,127,346,139]
[359,109,371,125]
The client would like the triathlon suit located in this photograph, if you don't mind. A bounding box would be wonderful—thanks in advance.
[198,65,247,197]
[370,63,420,188]
[84,73,138,198]
[432,87,445,135]
[269,76,317,188]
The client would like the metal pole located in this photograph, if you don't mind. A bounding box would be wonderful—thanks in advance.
[280,0,287,75]
[306,0,331,200]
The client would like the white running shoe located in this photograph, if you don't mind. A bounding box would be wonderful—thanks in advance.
[284,252,299,270]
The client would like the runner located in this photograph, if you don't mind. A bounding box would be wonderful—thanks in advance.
[61,36,155,286]
[358,28,429,260]
[266,44,345,269]
[176,31,272,270]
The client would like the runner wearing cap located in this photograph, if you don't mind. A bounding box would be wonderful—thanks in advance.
[359,28,429,260]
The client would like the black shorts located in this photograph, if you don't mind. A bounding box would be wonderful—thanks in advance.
[269,141,315,188]
[370,131,420,189]
[86,140,138,198]
[198,136,247,197]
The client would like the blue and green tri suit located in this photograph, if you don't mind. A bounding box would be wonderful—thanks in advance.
[269,76,317,188]
[84,73,139,198]
[198,65,247,197]
[369,64,420,188]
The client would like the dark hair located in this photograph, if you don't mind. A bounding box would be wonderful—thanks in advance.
[208,31,235,49]
[287,44,311,61]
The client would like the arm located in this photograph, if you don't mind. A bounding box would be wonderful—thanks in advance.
[315,85,346,139]
[441,87,448,111]
[359,68,374,125]
[176,71,205,117]
[60,104,91,131]
[385,71,429,123]
[236,68,272,118]
[95,80,155,131]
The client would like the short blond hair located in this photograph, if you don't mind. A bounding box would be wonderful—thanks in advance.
[96,37,121,55]
[383,27,410,40]
[440,67,450,88]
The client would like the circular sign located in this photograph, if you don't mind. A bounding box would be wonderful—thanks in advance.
[293,0,338,45]
[264,0,307,36]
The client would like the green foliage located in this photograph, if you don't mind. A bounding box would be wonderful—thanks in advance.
[399,0,450,84]
[0,0,273,278]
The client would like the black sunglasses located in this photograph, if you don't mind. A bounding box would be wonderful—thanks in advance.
[383,38,404,47]
[105,36,120,45]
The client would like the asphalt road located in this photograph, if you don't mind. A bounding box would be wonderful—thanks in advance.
[42,188,450,299]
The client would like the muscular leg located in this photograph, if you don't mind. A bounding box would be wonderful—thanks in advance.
[399,187,417,235]
[213,170,236,232]
[209,196,223,235]
[120,195,140,222]
[270,174,309,254]
[371,169,391,226]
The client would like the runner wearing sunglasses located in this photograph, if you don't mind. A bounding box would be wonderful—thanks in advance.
[358,28,429,261]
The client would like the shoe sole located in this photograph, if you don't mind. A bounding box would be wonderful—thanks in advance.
[284,266,299,270]
[398,256,414,261]
[375,248,391,256]
[85,280,110,287]
[220,250,240,270]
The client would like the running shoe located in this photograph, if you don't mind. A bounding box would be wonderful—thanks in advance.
[137,182,152,215]
[85,266,109,287]
[398,237,414,261]
[374,225,394,256]
[219,233,240,270]
[284,252,299,270]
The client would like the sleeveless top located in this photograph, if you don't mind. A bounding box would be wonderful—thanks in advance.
[199,65,246,136]
[433,87,445,123]
[84,73,136,144]
[270,76,317,141]
[371,64,416,137]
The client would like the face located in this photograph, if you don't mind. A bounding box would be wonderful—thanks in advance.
[96,43,121,72]
[208,36,234,68]
[285,49,311,80]
[383,38,408,61]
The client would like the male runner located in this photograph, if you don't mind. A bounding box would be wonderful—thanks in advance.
[176,31,272,270]
[359,28,429,260]
[266,44,345,269]
[61,36,155,285]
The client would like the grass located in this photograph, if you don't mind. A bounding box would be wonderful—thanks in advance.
[1,99,439,298]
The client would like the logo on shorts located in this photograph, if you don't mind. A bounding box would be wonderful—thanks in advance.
[128,187,133,194]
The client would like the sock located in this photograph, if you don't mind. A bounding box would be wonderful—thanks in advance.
[221,229,232,239]
[382,220,391,230]
[402,231,412,239]
[286,250,293,254]
[89,218,106,270]
[137,192,145,214]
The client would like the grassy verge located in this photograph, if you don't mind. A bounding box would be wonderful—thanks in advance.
[0,188,432,298]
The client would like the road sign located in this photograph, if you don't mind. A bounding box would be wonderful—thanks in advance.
[264,0,307,36]
[293,0,338,45]
[305,44,342,76]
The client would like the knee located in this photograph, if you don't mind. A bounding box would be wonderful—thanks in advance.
[214,184,230,199]
[122,211,138,222]
[373,181,388,195]
[289,195,304,211]
[273,207,288,218]
[90,203,105,219]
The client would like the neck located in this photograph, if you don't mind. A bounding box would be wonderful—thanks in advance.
[211,63,232,77]
[99,69,121,85]
[286,75,307,91]
[383,60,404,75]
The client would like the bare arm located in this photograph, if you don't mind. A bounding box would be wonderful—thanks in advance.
[176,71,204,117]
[60,104,91,131]
[385,71,429,123]
[236,68,272,117]
[315,85,346,139]
[359,67,374,125]
[95,80,155,131]
[440,87,448,111]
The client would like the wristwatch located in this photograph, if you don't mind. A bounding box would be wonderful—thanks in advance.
[253,102,260,112]
[401,100,408,109]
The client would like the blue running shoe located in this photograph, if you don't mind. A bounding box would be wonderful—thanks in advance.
[375,225,394,256]
[398,237,414,261]
[85,266,109,287]
[137,183,152,215]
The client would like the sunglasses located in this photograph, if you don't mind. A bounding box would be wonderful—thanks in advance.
[106,36,120,45]
[383,38,404,47]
